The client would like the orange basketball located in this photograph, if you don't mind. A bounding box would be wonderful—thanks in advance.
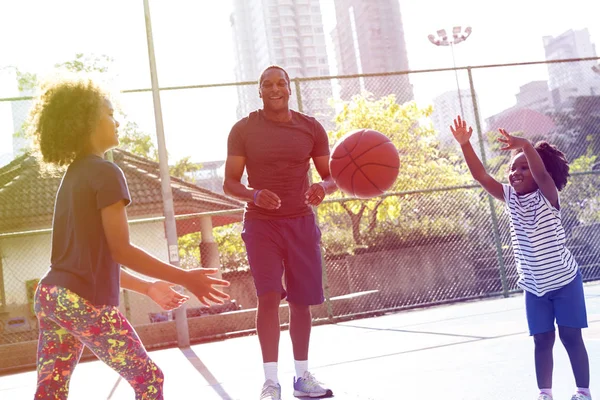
[329,129,400,199]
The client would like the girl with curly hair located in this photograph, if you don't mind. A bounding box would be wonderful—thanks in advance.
[451,116,591,400]
[29,77,230,400]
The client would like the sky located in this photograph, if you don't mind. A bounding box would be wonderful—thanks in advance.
[1,0,599,164]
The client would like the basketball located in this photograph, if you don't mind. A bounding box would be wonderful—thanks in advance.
[329,129,400,199]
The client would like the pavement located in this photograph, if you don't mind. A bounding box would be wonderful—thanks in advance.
[1,283,599,400]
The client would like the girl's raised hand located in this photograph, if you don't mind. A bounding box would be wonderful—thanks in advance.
[497,128,530,151]
[450,115,473,145]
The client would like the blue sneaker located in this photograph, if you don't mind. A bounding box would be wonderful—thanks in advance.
[260,379,281,400]
[293,371,333,398]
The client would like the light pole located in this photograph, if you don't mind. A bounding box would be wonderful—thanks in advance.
[428,26,473,116]
[142,0,190,347]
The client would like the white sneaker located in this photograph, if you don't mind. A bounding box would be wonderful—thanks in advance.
[260,379,281,400]
[293,371,333,398]
[537,394,553,400]
[571,393,592,400]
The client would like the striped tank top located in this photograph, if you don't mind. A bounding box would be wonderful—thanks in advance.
[502,184,578,296]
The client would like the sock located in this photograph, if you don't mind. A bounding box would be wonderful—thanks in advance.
[577,387,591,396]
[540,388,553,396]
[263,362,278,384]
[295,359,308,378]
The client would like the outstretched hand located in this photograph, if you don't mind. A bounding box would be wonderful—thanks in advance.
[497,128,530,151]
[147,281,190,311]
[183,268,230,307]
[450,116,473,145]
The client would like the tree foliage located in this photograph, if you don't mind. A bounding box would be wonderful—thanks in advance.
[316,94,472,254]
[12,53,210,267]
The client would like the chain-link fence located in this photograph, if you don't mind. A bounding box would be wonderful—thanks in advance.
[1,57,600,372]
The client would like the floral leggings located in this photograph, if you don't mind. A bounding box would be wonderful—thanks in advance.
[34,284,164,400]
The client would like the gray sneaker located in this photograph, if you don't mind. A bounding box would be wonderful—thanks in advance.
[260,379,281,400]
[293,371,333,398]
[571,393,591,400]
[537,394,553,400]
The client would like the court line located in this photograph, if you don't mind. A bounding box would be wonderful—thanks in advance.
[314,337,485,369]
[343,306,525,329]
[338,293,599,330]
[338,317,600,339]
[180,347,234,400]
[107,377,122,399]
[337,324,488,340]
[315,319,600,369]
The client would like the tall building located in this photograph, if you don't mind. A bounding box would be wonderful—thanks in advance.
[331,0,413,103]
[543,29,600,111]
[485,80,553,130]
[230,0,334,126]
[514,81,553,114]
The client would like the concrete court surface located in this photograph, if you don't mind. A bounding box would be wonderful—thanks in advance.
[1,283,599,400]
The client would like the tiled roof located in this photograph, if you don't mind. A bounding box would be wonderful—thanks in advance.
[0,149,243,234]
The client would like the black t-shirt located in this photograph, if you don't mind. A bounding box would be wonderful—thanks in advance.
[40,154,131,306]
[227,110,330,220]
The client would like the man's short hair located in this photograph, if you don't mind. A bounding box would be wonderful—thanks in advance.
[258,65,291,86]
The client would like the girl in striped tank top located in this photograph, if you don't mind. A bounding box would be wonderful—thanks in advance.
[451,116,591,400]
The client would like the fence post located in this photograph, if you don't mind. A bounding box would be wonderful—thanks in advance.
[467,67,509,298]
[294,78,303,114]
[295,77,334,320]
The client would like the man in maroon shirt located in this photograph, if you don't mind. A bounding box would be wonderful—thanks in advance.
[224,66,336,399]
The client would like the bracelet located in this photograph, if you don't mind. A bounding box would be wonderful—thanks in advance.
[318,182,326,193]
[253,190,261,204]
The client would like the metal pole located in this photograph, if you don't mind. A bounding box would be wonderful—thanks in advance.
[199,216,223,280]
[467,68,485,164]
[142,0,190,346]
[467,67,509,298]
[451,42,465,117]
[294,78,303,114]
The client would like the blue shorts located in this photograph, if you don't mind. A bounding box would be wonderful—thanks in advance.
[241,214,324,306]
[525,272,588,336]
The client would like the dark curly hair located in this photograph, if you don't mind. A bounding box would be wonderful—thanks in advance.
[28,77,108,166]
[513,141,570,191]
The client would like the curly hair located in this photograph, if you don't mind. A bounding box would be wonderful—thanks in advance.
[513,141,570,191]
[28,77,108,166]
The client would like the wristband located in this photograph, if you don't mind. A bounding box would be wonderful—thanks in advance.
[253,189,261,204]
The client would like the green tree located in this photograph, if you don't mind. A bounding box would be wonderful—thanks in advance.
[55,53,114,74]
[563,150,600,226]
[317,94,472,253]
[214,224,248,274]
[118,121,158,160]
[117,126,202,184]
[12,53,115,153]
[11,53,211,267]
[169,156,202,183]
[11,53,114,94]
[177,232,201,269]
[15,69,38,93]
